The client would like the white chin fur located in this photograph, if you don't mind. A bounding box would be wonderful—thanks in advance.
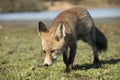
[44,61,52,66]
[53,55,58,60]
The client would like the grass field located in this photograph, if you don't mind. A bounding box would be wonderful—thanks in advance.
[0,20,120,80]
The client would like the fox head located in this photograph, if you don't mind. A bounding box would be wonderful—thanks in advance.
[38,21,66,67]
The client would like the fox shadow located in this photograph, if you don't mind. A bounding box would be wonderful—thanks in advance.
[74,58,120,70]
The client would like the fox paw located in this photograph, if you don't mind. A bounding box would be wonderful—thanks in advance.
[93,58,100,64]
[64,68,71,73]
[93,61,101,68]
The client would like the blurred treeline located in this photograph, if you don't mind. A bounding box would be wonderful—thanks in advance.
[0,0,47,12]
[67,0,120,5]
[0,0,119,13]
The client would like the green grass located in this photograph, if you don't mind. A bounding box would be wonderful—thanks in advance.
[0,22,120,80]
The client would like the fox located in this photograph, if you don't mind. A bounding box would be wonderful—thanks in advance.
[38,7,107,72]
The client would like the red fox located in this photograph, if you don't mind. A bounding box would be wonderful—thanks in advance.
[38,7,107,72]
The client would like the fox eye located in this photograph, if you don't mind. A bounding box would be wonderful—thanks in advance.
[50,50,56,53]
[42,50,46,54]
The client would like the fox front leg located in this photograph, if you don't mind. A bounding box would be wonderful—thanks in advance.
[65,43,77,73]
[63,48,68,67]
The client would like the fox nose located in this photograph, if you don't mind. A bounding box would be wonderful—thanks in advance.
[44,64,49,67]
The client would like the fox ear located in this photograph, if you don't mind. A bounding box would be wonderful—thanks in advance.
[38,21,48,35]
[55,22,66,40]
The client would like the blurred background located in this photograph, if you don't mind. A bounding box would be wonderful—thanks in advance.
[0,0,120,26]
[0,0,120,12]
[0,1,120,80]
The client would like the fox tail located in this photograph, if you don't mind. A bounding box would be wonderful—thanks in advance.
[95,27,107,53]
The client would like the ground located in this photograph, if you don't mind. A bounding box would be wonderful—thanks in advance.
[0,18,120,80]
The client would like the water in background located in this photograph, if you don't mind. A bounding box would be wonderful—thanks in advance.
[0,7,120,26]
[0,7,120,21]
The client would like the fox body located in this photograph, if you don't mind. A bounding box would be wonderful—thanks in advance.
[38,7,107,72]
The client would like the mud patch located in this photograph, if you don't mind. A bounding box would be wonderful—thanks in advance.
[0,43,2,47]
[7,50,16,55]
[0,68,9,74]
[74,74,91,80]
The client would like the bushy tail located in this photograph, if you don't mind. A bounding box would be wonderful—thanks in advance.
[95,27,107,53]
